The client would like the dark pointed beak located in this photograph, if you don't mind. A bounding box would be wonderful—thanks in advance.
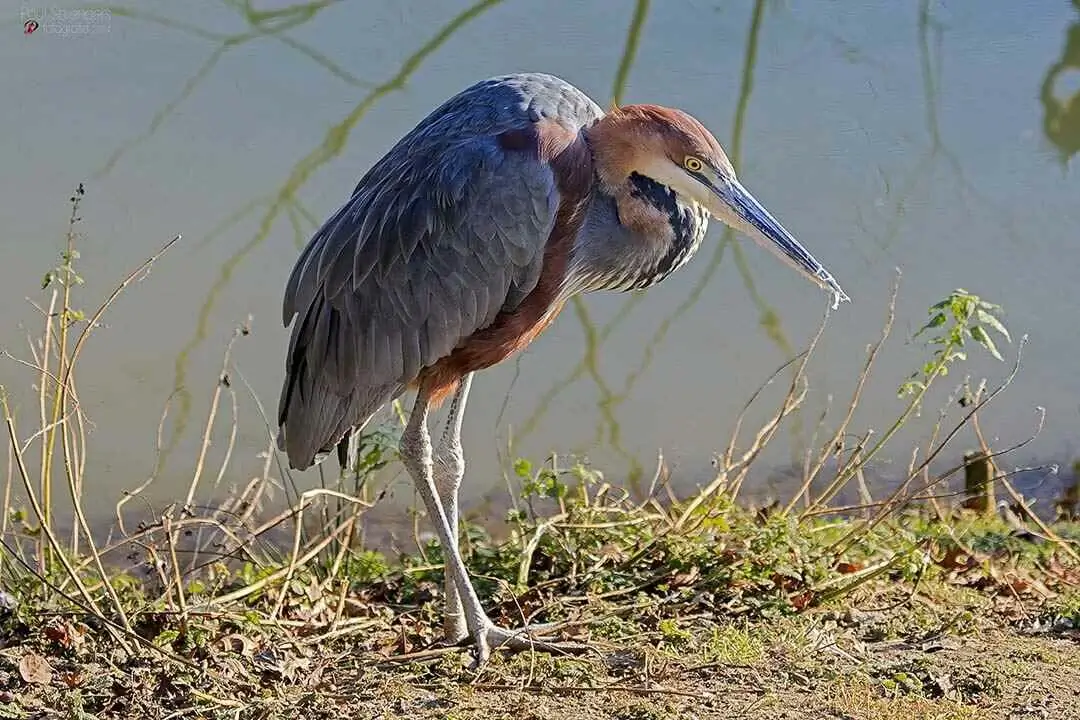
[711,178,849,307]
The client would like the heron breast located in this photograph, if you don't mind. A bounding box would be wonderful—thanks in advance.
[623,173,709,290]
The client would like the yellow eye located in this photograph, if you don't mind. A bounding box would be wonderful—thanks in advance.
[684,156,704,172]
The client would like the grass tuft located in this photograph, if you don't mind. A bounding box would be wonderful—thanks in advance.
[1,191,1078,719]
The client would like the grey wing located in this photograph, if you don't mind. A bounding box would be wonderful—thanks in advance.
[277,73,603,470]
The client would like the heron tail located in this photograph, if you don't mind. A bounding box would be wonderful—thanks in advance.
[275,360,398,471]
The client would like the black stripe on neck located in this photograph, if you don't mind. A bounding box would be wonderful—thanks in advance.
[626,172,700,288]
[628,172,677,217]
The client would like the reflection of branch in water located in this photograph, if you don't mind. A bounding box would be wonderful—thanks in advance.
[570,300,622,450]
[282,197,326,252]
[226,0,374,88]
[615,0,799,456]
[286,204,306,251]
[512,297,639,439]
[94,1,365,179]
[875,2,954,252]
[194,197,269,252]
[793,17,891,74]
[612,0,651,105]
[724,0,794,357]
[518,0,797,469]
[862,2,949,254]
[616,242,729,397]
[1040,7,1080,165]
[92,43,225,180]
[876,0,1025,253]
[104,6,227,42]
[272,33,375,89]
[290,199,321,230]
[590,0,652,468]
[159,0,504,475]
[531,0,652,481]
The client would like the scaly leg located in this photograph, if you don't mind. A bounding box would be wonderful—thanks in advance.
[399,379,584,666]
[431,373,472,644]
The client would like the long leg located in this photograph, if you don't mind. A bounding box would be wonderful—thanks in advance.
[336,431,354,480]
[431,373,473,644]
[399,379,584,666]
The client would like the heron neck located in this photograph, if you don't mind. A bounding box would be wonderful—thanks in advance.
[564,183,709,296]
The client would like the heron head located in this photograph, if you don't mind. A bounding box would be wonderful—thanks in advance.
[591,104,849,305]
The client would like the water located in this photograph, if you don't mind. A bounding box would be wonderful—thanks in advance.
[2,0,1079,531]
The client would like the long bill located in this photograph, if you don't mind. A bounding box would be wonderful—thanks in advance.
[711,178,850,308]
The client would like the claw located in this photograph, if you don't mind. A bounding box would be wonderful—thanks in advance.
[467,620,591,668]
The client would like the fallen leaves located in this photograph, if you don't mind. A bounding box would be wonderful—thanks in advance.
[18,652,52,685]
[42,619,87,653]
[929,540,1066,604]
[60,670,86,689]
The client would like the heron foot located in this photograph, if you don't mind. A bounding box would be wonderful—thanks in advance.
[467,619,590,668]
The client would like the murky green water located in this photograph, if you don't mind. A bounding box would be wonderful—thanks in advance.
[3,0,1079,526]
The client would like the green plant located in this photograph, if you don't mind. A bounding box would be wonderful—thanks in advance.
[899,288,1011,397]
[3,190,1077,720]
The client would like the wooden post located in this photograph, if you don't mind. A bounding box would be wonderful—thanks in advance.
[961,449,996,514]
[1056,461,1080,522]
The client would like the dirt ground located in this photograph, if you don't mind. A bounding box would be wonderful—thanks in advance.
[323,627,1080,720]
[9,614,1076,720]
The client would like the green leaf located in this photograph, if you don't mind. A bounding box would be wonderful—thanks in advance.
[976,309,1010,342]
[41,272,53,290]
[898,380,925,397]
[513,458,532,480]
[915,312,947,338]
[153,629,180,647]
[970,325,1003,361]
[953,296,975,323]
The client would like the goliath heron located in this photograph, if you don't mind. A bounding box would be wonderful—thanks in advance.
[277,72,847,663]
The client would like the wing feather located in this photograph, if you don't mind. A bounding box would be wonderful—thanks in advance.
[277,73,603,469]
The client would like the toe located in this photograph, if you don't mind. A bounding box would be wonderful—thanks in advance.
[461,619,592,666]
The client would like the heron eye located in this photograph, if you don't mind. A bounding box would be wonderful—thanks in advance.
[683,156,704,173]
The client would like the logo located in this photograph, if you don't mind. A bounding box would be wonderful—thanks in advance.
[19,6,112,37]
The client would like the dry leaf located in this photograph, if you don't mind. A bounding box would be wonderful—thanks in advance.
[43,620,85,651]
[1008,576,1031,594]
[60,671,85,688]
[220,633,257,656]
[18,652,53,685]
[671,567,700,587]
[937,545,978,572]
[42,624,67,646]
